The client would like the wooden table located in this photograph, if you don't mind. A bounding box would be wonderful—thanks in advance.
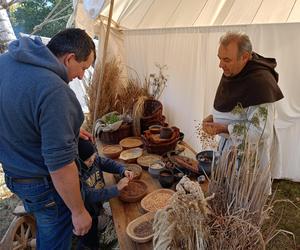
[102,142,208,250]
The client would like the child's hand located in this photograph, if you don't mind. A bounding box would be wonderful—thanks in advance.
[117,177,129,191]
[124,170,134,180]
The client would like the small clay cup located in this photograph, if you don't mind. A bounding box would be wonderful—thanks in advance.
[159,170,174,188]
[160,127,173,139]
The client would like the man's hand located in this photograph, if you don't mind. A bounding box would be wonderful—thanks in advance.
[202,122,228,135]
[202,114,213,123]
[117,177,129,191]
[124,170,134,180]
[72,208,92,236]
[80,128,94,143]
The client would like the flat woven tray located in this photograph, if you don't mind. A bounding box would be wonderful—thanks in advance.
[137,154,162,169]
[119,148,143,162]
[141,189,175,212]
[119,137,143,149]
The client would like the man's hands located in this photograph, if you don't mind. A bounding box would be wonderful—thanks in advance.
[72,208,92,236]
[117,177,129,191]
[80,128,94,143]
[202,114,228,135]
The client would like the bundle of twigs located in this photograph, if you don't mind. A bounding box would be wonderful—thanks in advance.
[85,58,122,131]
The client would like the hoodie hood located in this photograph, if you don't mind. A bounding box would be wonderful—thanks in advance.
[214,52,284,112]
[8,36,68,82]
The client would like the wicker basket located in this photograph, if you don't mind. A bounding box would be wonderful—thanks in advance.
[99,123,133,144]
[140,99,165,132]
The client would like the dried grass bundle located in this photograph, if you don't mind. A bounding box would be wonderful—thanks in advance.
[153,176,214,250]
[153,142,292,250]
[85,58,123,131]
[114,78,149,115]
[206,143,274,249]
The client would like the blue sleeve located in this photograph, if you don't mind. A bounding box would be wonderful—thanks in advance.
[96,156,125,176]
[82,184,119,203]
[40,86,84,172]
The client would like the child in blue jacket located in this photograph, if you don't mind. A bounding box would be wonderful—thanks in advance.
[77,138,134,249]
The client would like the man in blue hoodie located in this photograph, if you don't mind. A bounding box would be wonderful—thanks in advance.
[0,28,95,249]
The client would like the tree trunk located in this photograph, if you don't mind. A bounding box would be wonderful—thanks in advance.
[0,6,16,53]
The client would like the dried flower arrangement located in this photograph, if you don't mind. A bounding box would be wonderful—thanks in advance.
[145,64,168,100]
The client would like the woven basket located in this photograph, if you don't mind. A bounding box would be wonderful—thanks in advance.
[99,123,133,144]
[140,99,164,132]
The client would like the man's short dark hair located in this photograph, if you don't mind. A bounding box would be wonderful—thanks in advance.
[47,28,96,62]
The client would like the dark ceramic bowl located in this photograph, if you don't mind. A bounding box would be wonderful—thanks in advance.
[159,170,174,188]
[196,150,214,177]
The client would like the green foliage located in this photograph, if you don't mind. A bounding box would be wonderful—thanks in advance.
[105,113,121,125]
[9,0,72,38]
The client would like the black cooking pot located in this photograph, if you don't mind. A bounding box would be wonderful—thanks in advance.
[196,150,215,177]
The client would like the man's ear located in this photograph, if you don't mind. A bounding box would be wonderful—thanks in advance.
[60,53,76,66]
[242,51,251,62]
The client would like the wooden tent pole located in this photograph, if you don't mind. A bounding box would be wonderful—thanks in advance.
[93,0,115,126]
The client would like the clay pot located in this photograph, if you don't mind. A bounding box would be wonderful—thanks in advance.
[158,170,174,188]
[160,127,173,139]
[149,125,162,134]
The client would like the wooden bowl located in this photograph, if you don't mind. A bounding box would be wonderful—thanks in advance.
[141,189,175,212]
[119,180,147,203]
[137,154,162,169]
[119,148,143,163]
[119,137,143,149]
[102,145,123,159]
[126,211,156,243]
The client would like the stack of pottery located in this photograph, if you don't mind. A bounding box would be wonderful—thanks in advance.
[141,126,180,155]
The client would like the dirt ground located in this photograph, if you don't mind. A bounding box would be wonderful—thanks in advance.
[1,164,299,249]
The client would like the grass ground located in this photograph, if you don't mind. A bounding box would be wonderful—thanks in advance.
[267,180,300,249]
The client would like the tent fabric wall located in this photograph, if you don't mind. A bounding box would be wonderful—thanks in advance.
[75,0,300,181]
[93,0,300,29]
[122,23,300,181]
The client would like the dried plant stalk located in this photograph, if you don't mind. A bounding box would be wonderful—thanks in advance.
[85,58,123,131]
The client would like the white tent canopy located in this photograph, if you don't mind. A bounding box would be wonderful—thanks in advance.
[75,0,300,181]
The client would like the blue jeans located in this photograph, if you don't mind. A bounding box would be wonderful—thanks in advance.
[5,175,73,250]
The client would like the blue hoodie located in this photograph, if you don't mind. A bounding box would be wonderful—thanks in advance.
[0,36,84,177]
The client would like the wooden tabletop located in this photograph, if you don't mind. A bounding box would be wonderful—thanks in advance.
[102,142,208,250]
